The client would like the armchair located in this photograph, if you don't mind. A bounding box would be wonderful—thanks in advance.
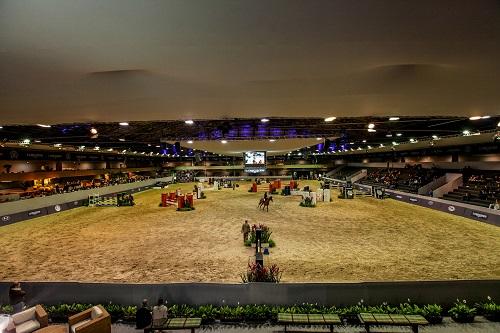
[67,305,110,333]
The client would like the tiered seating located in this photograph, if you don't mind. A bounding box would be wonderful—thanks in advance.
[359,165,444,194]
[443,172,500,208]
[331,167,362,180]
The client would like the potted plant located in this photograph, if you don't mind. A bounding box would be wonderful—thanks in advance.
[478,296,500,322]
[422,304,443,324]
[449,299,476,323]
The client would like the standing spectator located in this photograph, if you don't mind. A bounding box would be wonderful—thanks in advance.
[241,220,250,243]
[136,299,152,329]
[152,298,168,326]
[489,199,500,210]
[9,282,26,313]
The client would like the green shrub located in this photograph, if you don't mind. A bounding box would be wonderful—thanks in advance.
[449,299,476,323]
[477,296,500,322]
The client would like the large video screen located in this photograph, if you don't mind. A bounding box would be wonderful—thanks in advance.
[244,151,266,165]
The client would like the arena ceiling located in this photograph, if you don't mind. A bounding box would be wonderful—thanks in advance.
[0,117,498,156]
[1,0,500,125]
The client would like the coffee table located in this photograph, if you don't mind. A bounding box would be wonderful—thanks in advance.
[36,325,67,333]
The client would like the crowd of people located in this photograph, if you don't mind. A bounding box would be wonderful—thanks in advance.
[461,171,500,209]
[0,175,153,203]
[363,165,443,193]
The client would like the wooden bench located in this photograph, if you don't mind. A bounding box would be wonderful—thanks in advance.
[278,313,342,333]
[358,313,428,333]
[144,317,202,333]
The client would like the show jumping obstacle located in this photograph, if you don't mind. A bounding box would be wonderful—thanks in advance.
[161,190,195,210]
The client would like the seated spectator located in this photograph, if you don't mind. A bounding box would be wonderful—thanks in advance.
[489,199,500,210]
[152,298,168,325]
[463,192,471,201]
[136,299,152,329]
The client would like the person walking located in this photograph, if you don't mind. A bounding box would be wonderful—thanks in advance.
[241,220,250,243]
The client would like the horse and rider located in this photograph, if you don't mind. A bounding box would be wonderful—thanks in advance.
[258,191,273,212]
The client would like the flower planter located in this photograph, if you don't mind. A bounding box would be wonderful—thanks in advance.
[425,315,443,324]
[261,243,269,248]
[451,314,475,323]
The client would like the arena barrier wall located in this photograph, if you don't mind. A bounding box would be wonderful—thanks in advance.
[353,183,500,227]
[0,177,173,226]
[0,280,498,308]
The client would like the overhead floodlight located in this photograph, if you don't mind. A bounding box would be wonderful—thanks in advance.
[0,126,3,129]
[389,117,400,121]
[90,127,98,135]
[269,139,276,142]
[386,133,393,137]
[94,146,100,150]
[362,139,367,143]
[107,148,113,152]
[367,129,376,132]
[432,135,439,140]
[481,116,490,119]
[463,130,471,136]
[368,123,375,129]
[469,116,481,120]
[297,152,302,156]
[119,138,125,142]
[185,120,194,125]
[396,133,402,137]
[119,122,129,126]
[53,143,62,147]
[261,118,270,123]
[316,137,322,141]
[498,121,500,127]
[155,145,161,148]
[221,140,228,144]
[187,140,193,144]
[324,117,336,122]
[37,124,51,128]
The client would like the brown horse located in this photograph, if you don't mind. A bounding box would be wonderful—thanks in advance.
[258,196,273,212]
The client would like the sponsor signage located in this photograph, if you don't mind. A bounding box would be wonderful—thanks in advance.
[1,216,11,222]
[54,205,62,212]
[448,206,456,212]
[28,210,42,216]
[471,211,488,219]
[409,198,418,202]
[395,195,403,199]
[427,201,434,206]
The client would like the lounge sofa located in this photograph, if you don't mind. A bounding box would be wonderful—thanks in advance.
[68,305,110,333]
[11,305,48,333]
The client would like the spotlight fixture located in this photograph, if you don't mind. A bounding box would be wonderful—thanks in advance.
[481,116,490,119]
[155,145,161,148]
[37,124,51,128]
[94,146,100,150]
[324,117,336,122]
[389,117,400,121]
[90,127,98,135]
[362,139,367,143]
[107,148,113,152]
[368,123,375,129]
[386,133,393,137]
[221,140,228,144]
[0,126,3,129]
[185,120,194,125]
[367,129,376,133]
[432,135,439,140]
[261,118,270,123]
[34,140,41,143]
[316,137,322,141]
[187,140,193,144]
[269,139,276,142]
[463,130,471,136]
[53,143,62,147]
[396,133,402,137]
[119,122,129,126]
[119,138,125,142]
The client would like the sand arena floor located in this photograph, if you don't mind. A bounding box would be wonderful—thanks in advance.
[0,181,499,283]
